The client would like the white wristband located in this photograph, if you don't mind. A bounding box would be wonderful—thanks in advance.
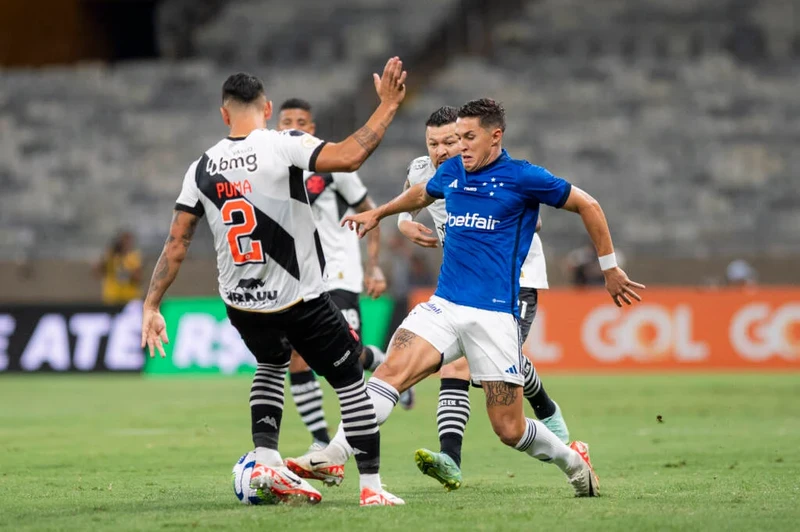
[397,212,413,227]
[598,252,617,271]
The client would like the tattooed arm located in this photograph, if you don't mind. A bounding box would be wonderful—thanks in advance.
[141,210,199,357]
[143,211,199,310]
[314,57,407,173]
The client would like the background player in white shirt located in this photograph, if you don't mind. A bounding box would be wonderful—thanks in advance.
[275,98,412,451]
[140,58,409,507]
[396,106,569,491]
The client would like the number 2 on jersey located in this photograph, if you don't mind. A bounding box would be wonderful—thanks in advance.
[221,198,265,265]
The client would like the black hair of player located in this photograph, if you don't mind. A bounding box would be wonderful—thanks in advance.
[222,73,265,105]
[458,98,506,132]
[425,106,458,128]
[280,98,313,113]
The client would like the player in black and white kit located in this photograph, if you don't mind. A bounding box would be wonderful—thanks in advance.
[397,107,570,490]
[275,98,412,451]
[140,58,408,507]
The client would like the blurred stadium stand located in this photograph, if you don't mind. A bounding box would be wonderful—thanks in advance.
[0,0,797,302]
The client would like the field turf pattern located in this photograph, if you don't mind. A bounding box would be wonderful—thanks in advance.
[1,374,799,531]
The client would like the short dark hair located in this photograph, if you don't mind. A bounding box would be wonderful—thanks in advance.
[221,73,265,105]
[458,98,506,132]
[425,106,458,127]
[279,98,312,113]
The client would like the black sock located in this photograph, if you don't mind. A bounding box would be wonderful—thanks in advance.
[438,378,470,468]
[522,358,556,419]
[333,376,382,474]
[250,361,290,449]
[289,370,330,444]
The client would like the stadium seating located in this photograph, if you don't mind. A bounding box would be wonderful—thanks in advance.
[191,0,459,67]
[361,0,800,257]
[0,0,796,261]
[0,0,460,260]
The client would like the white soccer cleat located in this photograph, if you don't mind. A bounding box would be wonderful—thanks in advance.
[307,440,328,453]
[567,441,600,497]
[360,487,405,507]
[285,450,345,487]
[249,464,322,504]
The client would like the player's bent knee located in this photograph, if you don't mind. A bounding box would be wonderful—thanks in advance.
[486,397,527,446]
[491,419,527,447]
[321,358,364,389]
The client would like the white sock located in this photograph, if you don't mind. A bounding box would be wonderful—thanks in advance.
[359,472,382,492]
[515,418,582,475]
[324,377,400,464]
[324,423,353,464]
[255,446,283,467]
[366,377,399,424]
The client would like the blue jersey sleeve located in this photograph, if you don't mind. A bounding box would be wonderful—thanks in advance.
[521,164,572,208]
[425,161,450,199]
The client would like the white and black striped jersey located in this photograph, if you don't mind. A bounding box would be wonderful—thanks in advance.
[175,128,329,312]
[304,170,368,294]
[406,155,549,289]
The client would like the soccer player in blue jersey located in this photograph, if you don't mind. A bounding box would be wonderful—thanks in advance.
[287,98,644,498]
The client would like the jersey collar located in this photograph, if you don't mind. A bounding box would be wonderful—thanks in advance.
[467,149,509,175]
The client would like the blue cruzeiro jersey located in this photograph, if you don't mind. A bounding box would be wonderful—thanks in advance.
[426,149,572,316]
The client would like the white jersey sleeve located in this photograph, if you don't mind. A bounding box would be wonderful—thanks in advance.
[332,171,368,207]
[273,129,327,171]
[405,156,448,243]
[175,159,205,217]
[406,156,434,187]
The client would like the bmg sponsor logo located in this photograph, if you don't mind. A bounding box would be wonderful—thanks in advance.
[207,153,258,175]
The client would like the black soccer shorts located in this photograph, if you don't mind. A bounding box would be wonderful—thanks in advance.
[226,292,363,379]
[327,288,362,338]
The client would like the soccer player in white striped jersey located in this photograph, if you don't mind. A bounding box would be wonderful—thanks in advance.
[398,106,570,490]
[275,97,413,451]
[140,58,409,507]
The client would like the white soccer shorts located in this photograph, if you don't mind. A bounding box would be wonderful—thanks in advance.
[399,295,524,386]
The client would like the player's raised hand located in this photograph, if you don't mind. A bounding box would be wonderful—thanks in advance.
[603,267,645,307]
[141,306,169,358]
[373,56,407,106]
[342,210,381,239]
[398,220,438,248]
[364,265,387,299]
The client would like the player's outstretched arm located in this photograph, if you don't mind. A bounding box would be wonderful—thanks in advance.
[398,178,438,248]
[342,182,435,238]
[561,186,645,307]
[354,195,387,298]
[141,210,199,357]
[314,57,407,173]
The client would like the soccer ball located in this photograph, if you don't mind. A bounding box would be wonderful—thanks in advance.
[232,451,275,505]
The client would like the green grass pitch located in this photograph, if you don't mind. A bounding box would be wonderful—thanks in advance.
[1,374,799,531]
